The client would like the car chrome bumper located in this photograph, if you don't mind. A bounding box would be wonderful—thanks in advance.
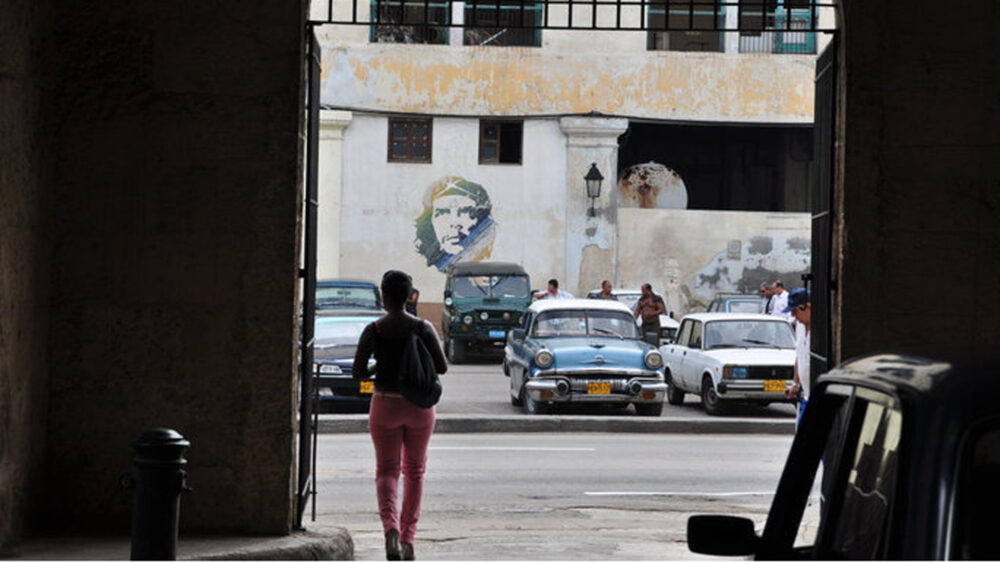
[717,380,795,401]
[525,378,667,403]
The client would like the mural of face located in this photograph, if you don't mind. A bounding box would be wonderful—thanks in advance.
[415,176,496,272]
[432,193,477,254]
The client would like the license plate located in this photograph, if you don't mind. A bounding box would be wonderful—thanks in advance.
[489,329,506,339]
[764,379,786,392]
[359,381,374,394]
[587,382,612,394]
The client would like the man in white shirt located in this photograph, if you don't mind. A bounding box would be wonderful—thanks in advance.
[769,280,792,321]
[784,288,811,426]
[533,278,574,300]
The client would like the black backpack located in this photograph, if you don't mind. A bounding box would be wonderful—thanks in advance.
[397,321,442,408]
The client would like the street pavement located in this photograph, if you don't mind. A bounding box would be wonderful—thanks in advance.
[312,431,797,560]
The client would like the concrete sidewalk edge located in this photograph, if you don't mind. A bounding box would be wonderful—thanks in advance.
[319,414,795,435]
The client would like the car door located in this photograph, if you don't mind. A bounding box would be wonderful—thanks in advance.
[681,320,705,390]
[508,311,533,393]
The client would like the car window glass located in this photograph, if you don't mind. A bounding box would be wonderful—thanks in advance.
[314,318,371,346]
[533,311,587,337]
[588,311,640,339]
[688,321,703,349]
[676,321,693,346]
[729,300,763,313]
[825,397,902,559]
[954,421,1000,559]
[317,286,380,310]
[704,320,794,349]
[521,312,532,330]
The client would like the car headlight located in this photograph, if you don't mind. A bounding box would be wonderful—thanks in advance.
[463,315,473,325]
[644,351,663,369]
[480,311,489,321]
[534,349,554,368]
[502,312,511,320]
[318,364,342,374]
[444,297,453,306]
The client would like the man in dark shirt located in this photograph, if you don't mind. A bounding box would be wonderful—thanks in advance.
[634,283,665,340]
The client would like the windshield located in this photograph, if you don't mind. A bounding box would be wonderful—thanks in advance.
[728,300,763,314]
[532,310,640,339]
[315,318,371,347]
[452,274,530,298]
[317,286,380,310]
[703,320,794,349]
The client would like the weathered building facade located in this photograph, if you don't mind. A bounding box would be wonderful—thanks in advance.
[313,5,832,313]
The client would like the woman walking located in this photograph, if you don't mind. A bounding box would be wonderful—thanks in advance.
[353,270,448,560]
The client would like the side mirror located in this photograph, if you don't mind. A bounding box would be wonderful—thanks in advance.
[687,515,758,556]
[510,328,526,343]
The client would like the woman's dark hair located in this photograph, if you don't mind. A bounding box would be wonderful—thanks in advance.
[381,270,413,308]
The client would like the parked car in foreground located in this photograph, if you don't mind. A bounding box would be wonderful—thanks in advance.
[317,278,382,312]
[313,310,381,412]
[504,299,666,416]
[706,292,763,314]
[586,288,680,345]
[659,313,796,414]
[687,351,1000,560]
[442,261,532,363]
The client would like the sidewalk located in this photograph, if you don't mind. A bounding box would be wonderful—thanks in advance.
[2,526,353,560]
[319,413,796,435]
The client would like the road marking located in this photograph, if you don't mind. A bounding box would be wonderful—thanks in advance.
[585,491,775,497]
[430,446,596,452]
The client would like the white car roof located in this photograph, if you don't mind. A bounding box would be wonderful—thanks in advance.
[528,298,633,315]
[679,312,789,323]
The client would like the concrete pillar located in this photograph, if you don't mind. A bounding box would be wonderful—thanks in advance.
[318,110,353,279]
[559,116,629,297]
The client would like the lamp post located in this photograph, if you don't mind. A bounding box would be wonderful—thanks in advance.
[584,162,604,217]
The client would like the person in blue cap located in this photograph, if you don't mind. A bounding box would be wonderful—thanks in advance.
[783,287,811,425]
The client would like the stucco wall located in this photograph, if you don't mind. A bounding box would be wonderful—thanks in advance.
[617,209,810,317]
[0,0,51,548]
[41,1,305,534]
[338,115,568,298]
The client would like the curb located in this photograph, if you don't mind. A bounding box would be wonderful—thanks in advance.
[318,414,795,435]
[188,529,354,561]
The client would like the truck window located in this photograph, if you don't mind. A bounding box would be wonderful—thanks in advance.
[954,422,1000,559]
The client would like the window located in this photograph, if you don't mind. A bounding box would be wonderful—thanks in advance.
[738,0,816,54]
[371,0,449,44]
[954,423,1000,559]
[464,0,542,46]
[676,320,694,347]
[647,0,724,52]
[388,118,432,162]
[688,321,703,349]
[479,120,522,164]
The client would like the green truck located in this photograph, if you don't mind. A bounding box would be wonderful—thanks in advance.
[441,261,532,363]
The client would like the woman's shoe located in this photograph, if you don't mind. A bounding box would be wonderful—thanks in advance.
[385,529,401,561]
[401,542,415,560]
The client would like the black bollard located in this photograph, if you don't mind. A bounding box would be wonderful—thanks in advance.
[130,428,191,560]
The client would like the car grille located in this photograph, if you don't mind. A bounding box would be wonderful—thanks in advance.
[473,309,521,324]
[746,366,793,380]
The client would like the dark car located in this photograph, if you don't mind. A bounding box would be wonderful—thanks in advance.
[317,278,382,311]
[706,292,763,314]
[313,310,382,412]
[687,351,1000,560]
[442,261,531,363]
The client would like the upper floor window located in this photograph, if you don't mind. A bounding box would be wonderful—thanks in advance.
[464,0,542,46]
[647,0,724,52]
[739,0,816,54]
[479,120,522,164]
[371,0,449,44]
[388,118,432,162]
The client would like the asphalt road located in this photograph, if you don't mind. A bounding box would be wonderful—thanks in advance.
[312,431,797,560]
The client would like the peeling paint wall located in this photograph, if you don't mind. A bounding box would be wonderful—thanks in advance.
[617,209,810,316]
[318,43,815,123]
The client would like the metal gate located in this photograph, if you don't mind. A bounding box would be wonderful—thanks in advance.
[297,0,839,526]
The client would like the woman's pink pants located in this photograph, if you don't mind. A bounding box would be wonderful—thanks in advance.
[368,393,436,543]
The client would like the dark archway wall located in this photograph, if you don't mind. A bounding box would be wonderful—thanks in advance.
[0,0,53,548]
[836,1,1000,360]
[3,0,306,541]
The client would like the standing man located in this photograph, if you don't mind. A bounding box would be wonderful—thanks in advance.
[634,283,665,340]
[596,280,616,300]
[784,288,811,426]
[533,278,574,300]
[760,282,774,314]
[769,280,791,321]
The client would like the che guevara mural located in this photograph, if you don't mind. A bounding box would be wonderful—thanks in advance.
[414,176,496,271]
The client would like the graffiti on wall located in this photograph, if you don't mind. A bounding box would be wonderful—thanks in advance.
[414,176,496,271]
[619,162,688,209]
[689,234,811,305]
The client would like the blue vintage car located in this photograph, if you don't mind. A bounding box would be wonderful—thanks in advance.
[503,299,667,416]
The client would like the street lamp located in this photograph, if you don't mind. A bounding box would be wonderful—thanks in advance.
[584,162,604,217]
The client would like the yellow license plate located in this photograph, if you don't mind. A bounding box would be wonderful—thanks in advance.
[359,381,374,394]
[764,379,786,392]
[587,382,611,394]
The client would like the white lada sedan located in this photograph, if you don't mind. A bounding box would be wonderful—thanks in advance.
[658,313,797,415]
